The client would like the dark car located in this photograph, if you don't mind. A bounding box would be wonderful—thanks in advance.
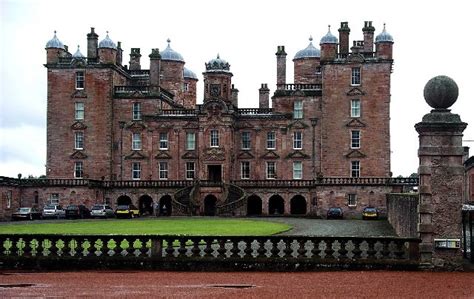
[362,207,379,220]
[12,207,42,221]
[327,207,343,219]
[65,204,90,219]
[115,204,140,218]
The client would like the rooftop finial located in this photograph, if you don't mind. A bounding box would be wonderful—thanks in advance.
[54,30,57,36]
[106,31,109,36]
[309,35,313,42]
[328,25,331,32]
[383,23,386,31]
[167,38,171,44]
[217,53,220,59]
[77,45,80,50]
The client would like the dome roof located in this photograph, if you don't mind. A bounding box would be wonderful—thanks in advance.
[161,39,185,62]
[294,36,321,59]
[98,32,117,49]
[320,26,338,45]
[205,54,230,72]
[375,24,394,43]
[72,45,85,58]
[183,67,198,80]
[45,31,65,49]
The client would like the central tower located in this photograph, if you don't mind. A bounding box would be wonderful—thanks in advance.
[203,54,233,105]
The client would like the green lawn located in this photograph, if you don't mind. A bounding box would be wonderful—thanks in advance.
[0,218,291,236]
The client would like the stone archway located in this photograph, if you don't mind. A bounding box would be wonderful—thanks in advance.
[159,195,173,216]
[139,195,153,216]
[117,195,132,206]
[268,195,284,215]
[204,195,217,216]
[247,195,262,216]
[290,195,307,215]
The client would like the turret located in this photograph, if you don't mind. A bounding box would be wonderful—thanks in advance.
[293,36,321,84]
[45,31,66,64]
[183,67,198,108]
[129,48,141,70]
[320,25,338,62]
[86,27,98,61]
[276,46,287,89]
[203,54,233,103]
[160,39,185,101]
[375,24,394,60]
[362,21,375,53]
[98,31,117,64]
[338,22,350,56]
[259,83,270,108]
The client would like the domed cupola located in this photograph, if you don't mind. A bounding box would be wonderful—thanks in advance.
[320,26,338,45]
[375,24,394,43]
[98,31,117,49]
[161,39,185,62]
[294,36,321,60]
[205,54,231,72]
[183,67,198,80]
[45,31,65,49]
[72,45,85,58]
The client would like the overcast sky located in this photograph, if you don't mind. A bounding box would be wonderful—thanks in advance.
[1,0,473,178]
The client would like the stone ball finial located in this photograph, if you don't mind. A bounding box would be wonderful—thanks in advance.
[423,75,458,109]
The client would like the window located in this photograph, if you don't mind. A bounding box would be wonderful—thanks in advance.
[186,132,196,150]
[348,194,357,206]
[159,133,168,150]
[241,161,250,179]
[241,132,251,149]
[74,161,83,178]
[267,131,276,149]
[75,132,84,149]
[293,161,302,179]
[293,131,303,149]
[351,161,360,178]
[351,67,361,85]
[315,67,322,74]
[293,100,303,119]
[186,162,195,180]
[132,162,141,180]
[132,102,141,120]
[351,99,361,117]
[183,82,189,92]
[210,129,219,147]
[75,102,84,120]
[6,190,12,209]
[75,71,85,89]
[49,193,59,205]
[266,162,276,179]
[351,130,360,149]
[159,162,168,180]
[132,133,141,150]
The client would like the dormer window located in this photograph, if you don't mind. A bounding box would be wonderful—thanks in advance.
[75,71,85,89]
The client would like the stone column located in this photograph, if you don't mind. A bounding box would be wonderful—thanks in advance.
[415,76,467,270]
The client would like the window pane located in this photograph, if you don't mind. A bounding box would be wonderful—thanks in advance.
[132,133,141,150]
[186,162,195,179]
[351,130,360,149]
[348,194,357,206]
[351,161,360,178]
[210,130,219,147]
[266,162,276,179]
[293,131,302,149]
[267,131,276,149]
[294,100,303,119]
[186,132,195,150]
[133,103,141,120]
[75,102,84,120]
[132,162,141,180]
[74,162,83,178]
[241,162,250,179]
[351,99,360,117]
[293,161,302,179]
[241,132,251,149]
[159,162,168,180]
[75,132,84,149]
[160,133,168,150]
[75,71,85,89]
[351,67,361,85]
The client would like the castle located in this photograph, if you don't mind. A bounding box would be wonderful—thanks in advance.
[1,21,420,219]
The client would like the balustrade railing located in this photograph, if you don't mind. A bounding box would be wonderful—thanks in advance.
[232,177,419,188]
[103,180,192,188]
[128,70,150,77]
[0,234,420,270]
[159,109,197,116]
[276,84,322,91]
[237,108,274,115]
[114,85,150,94]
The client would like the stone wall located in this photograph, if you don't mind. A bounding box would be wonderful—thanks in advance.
[386,193,418,238]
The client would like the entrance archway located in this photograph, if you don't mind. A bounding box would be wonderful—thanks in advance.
[290,195,307,215]
[159,195,173,216]
[204,195,217,216]
[268,195,284,215]
[247,195,262,216]
[139,195,153,216]
[117,195,132,206]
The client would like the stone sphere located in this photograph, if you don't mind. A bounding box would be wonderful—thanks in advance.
[423,75,458,109]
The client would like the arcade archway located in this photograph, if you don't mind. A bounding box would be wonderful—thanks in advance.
[290,195,307,215]
[247,195,262,216]
[268,195,284,215]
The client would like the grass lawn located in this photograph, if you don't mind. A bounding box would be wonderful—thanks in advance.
[0,218,291,236]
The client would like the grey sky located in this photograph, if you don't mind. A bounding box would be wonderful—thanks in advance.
[1,0,473,178]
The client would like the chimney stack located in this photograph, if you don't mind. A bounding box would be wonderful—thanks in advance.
[231,84,239,107]
[87,27,98,61]
[129,48,142,70]
[259,83,270,108]
[338,22,350,55]
[276,46,287,89]
[116,41,123,66]
[362,21,375,53]
[149,48,161,93]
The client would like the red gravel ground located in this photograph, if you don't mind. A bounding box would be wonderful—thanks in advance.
[1,271,473,298]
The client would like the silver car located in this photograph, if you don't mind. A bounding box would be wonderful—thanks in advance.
[42,204,66,219]
[90,204,115,218]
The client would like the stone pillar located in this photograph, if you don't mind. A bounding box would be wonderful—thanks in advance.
[415,76,467,270]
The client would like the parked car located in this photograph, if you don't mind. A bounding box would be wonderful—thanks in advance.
[42,204,66,219]
[65,204,90,219]
[327,207,343,219]
[90,204,115,218]
[115,204,140,218]
[362,207,379,220]
[12,207,42,221]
